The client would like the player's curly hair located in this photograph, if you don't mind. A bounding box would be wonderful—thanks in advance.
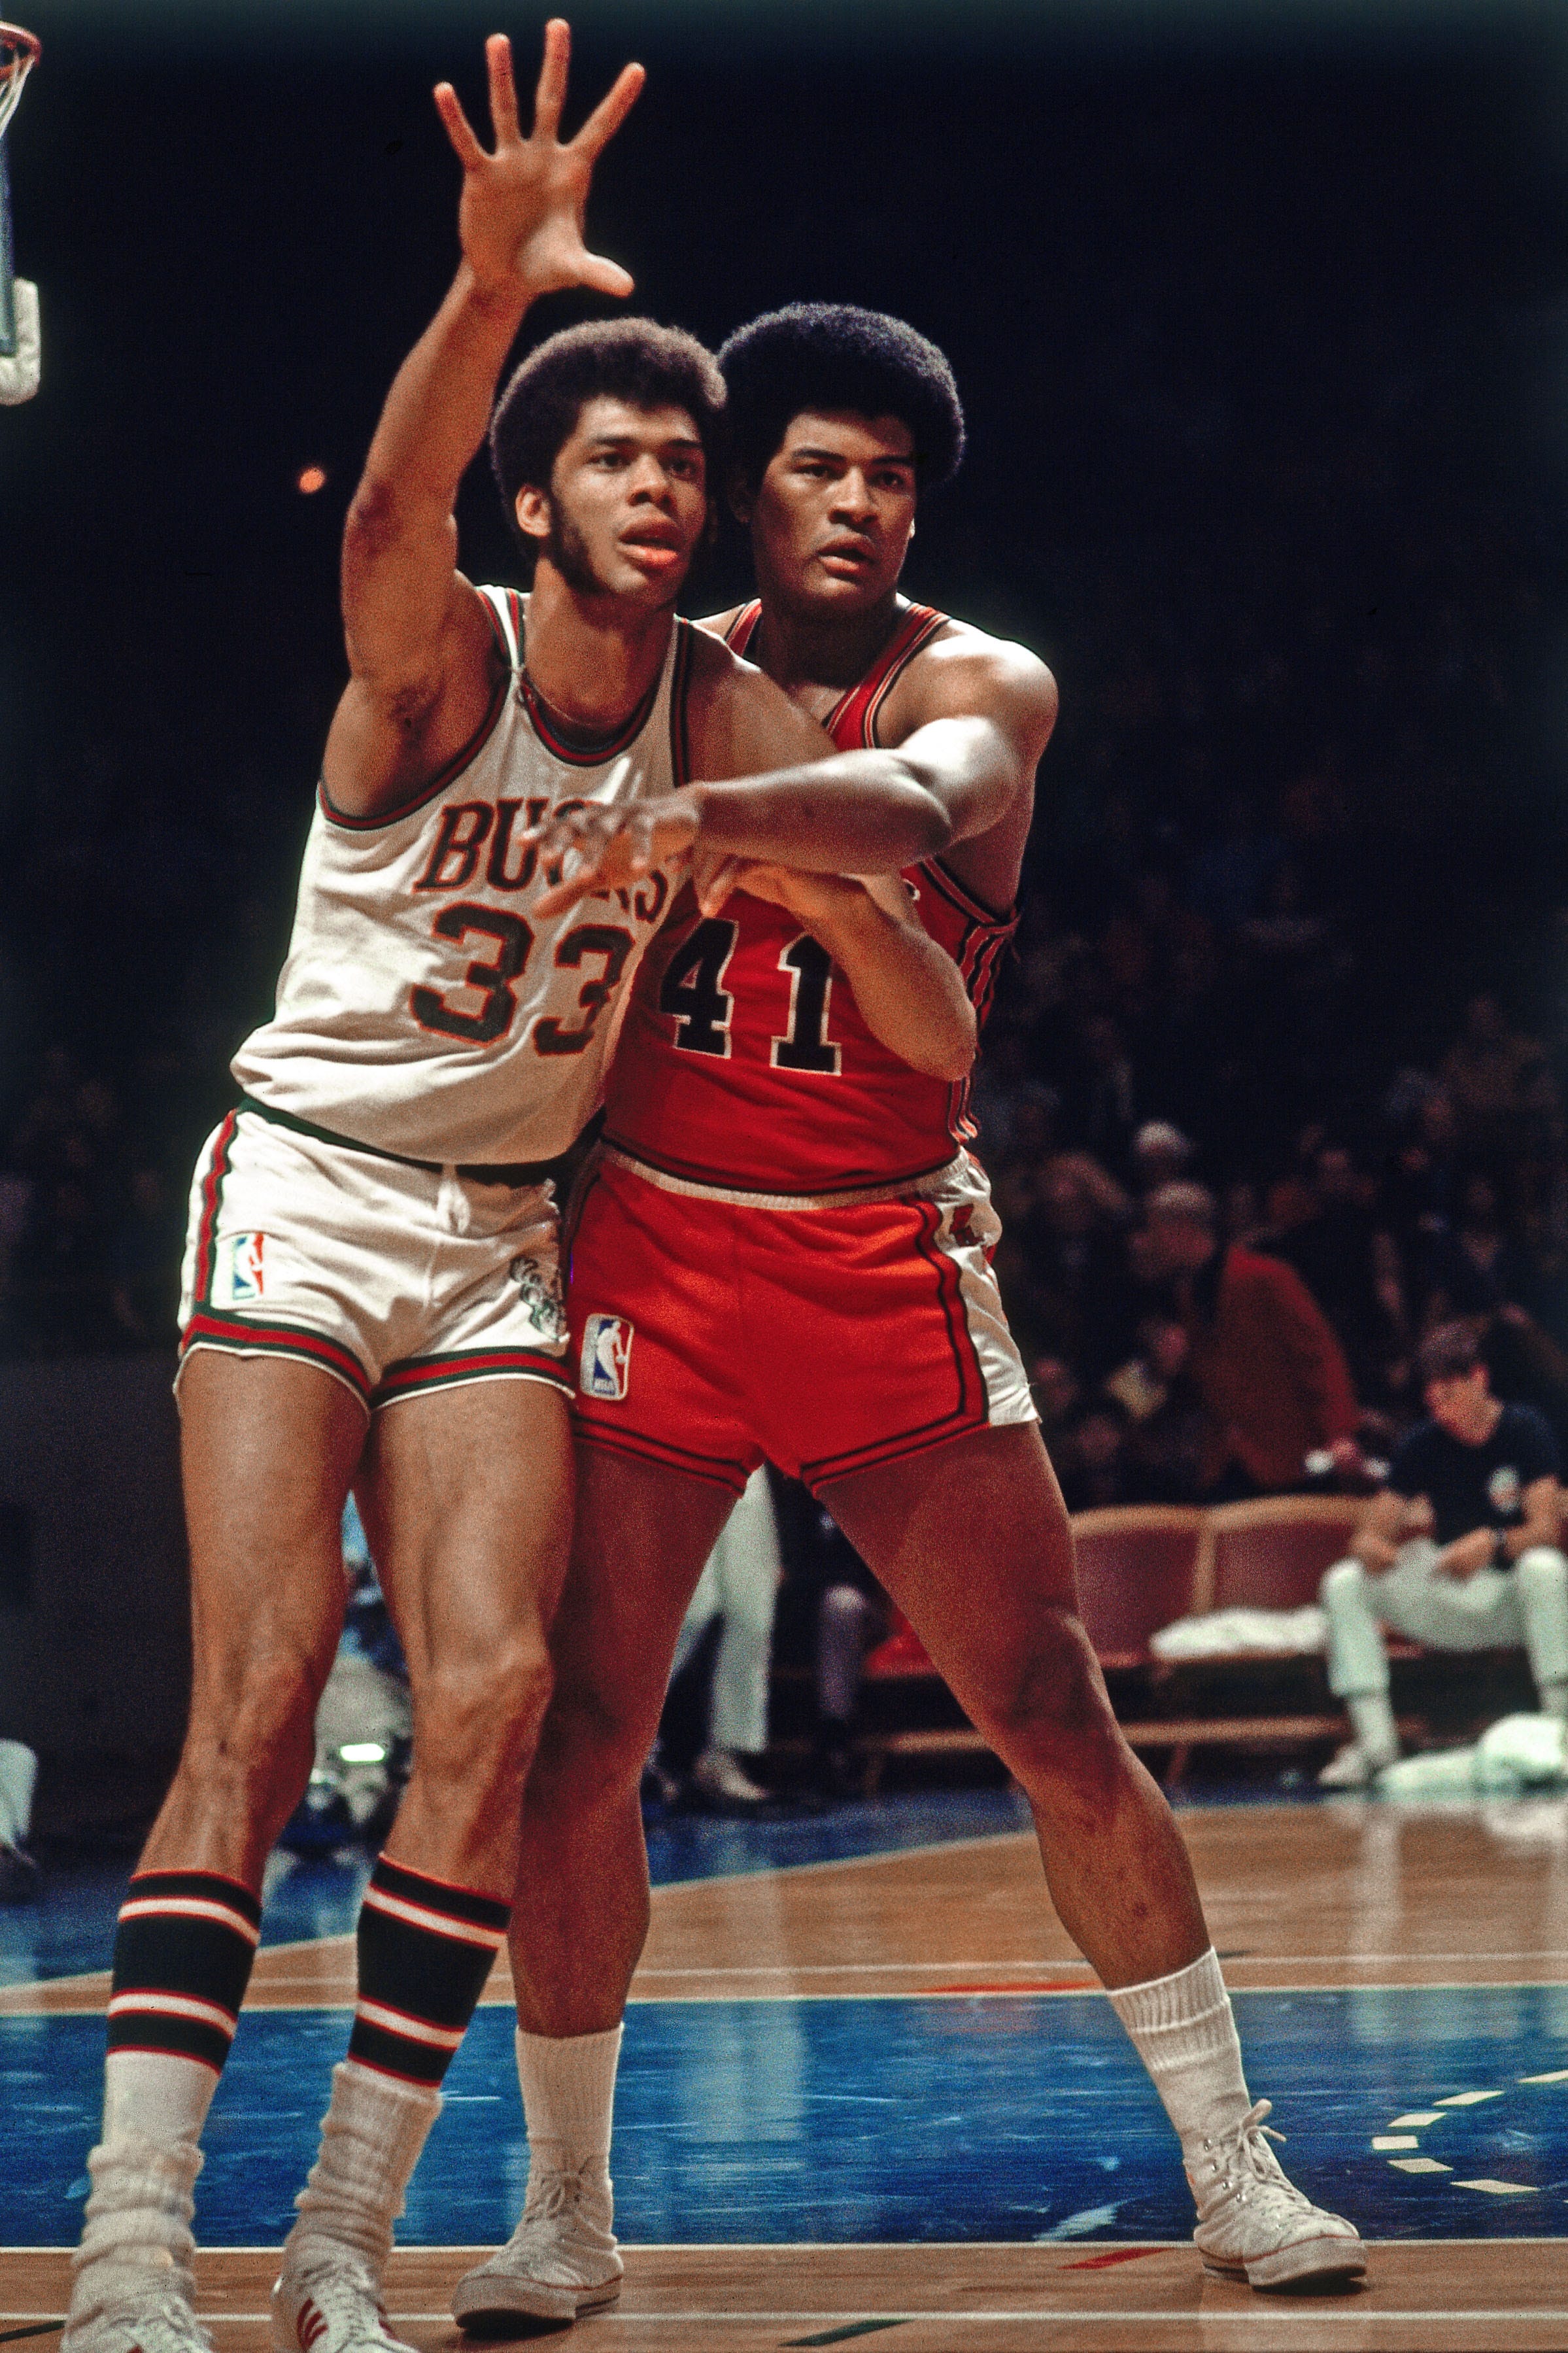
[490,318,726,525]
[718,303,965,496]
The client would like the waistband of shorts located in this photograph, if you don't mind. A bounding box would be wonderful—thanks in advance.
[598,1142,969,1213]
[236,1095,565,1188]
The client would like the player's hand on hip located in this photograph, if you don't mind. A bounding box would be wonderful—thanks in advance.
[434,22,644,303]
[529,793,698,917]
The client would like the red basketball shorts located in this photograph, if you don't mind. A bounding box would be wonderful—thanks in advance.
[566,1148,1036,1496]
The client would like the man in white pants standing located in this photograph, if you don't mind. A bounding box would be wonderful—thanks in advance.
[1320,1320,1568,1786]
[662,1467,781,1810]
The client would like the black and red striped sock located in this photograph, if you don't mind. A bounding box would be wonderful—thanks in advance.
[107,1868,262,2074]
[348,1855,509,2087]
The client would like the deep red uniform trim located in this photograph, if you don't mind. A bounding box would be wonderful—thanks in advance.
[571,1416,753,1496]
[193,1111,239,1306]
[180,1309,373,1403]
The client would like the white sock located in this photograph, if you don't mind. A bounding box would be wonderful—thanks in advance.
[517,2025,621,2190]
[1347,1692,1399,1763]
[1538,1679,1568,1723]
[69,2052,219,2325]
[1106,1948,1252,2159]
[285,2060,440,2273]
[71,2078,221,2331]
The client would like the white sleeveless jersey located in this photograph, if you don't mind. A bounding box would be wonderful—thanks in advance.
[233,588,694,1166]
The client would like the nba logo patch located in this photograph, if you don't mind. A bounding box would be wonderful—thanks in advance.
[581,1313,632,1401]
[223,1233,265,1303]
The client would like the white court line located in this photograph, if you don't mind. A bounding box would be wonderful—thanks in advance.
[150,2312,1568,2329]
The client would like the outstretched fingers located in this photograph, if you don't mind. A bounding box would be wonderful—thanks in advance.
[433,80,486,171]
[485,31,522,146]
[574,60,647,159]
[532,16,571,143]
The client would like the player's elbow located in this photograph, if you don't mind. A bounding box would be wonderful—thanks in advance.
[910,1003,977,1081]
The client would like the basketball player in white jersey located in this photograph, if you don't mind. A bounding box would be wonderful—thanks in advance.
[460,306,1364,2328]
[61,39,985,2353]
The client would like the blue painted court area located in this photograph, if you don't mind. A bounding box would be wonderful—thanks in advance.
[4,1987,1566,2248]
[0,1791,1034,1989]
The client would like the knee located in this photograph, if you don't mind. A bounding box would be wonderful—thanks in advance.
[1320,1556,1367,1609]
[977,1609,1121,1786]
[181,1645,323,1815]
[528,1663,657,1808]
[1514,1547,1568,1598]
[414,1636,554,1781]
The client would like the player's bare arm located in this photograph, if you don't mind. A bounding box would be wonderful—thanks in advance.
[717,863,976,1080]
[324,23,643,821]
[872,619,1059,912]
[530,631,953,914]
[530,615,1054,914]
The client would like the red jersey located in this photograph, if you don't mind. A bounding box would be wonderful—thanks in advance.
[602,601,1017,1200]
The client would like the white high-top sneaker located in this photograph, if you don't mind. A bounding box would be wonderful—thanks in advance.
[271,2246,418,2353]
[1188,2101,1367,2290]
[451,2164,623,2333]
[62,2289,212,2353]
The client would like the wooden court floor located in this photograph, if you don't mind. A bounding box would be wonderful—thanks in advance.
[5,1797,1568,2351]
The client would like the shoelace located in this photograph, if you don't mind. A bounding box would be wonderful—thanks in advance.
[523,2172,586,2227]
[105,2295,213,2353]
[292,2259,397,2344]
[1203,2101,1318,2212]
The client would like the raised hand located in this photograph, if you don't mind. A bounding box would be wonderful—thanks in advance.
[434,22,644,304]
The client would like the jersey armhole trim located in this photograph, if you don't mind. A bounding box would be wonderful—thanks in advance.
[670,617,695,787]
[318,668,510,834]
[918,852,1017,930]
[723,600,762,657]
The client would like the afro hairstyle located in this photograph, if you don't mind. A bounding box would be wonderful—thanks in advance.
[718,303,964,497]
[490,317,726,541]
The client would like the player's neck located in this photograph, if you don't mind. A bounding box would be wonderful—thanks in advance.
[522,568,673,736]
[749,589,907,700]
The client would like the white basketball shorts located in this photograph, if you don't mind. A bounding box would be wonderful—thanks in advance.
[177,1103,571,1415]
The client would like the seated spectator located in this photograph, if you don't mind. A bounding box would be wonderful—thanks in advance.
[1265,1142,1409,1405]
[1319,1323,1568,1786]
[1140,1180,1363,1498]
[1130,1120,1196,1201]
[1031,1353,1082,1449]
[1054,1395,1134,1513]
[1441,994,1555,1161]
[1106,1315,1213,1504]
[1015,1159,1140,1382]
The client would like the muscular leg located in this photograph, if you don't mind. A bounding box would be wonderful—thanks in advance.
[146,1352,367,1878]
[511,1445,736,2035]
[821,1423,1364,2288]
[447,1449,736,2331]
[67,1353,366,2348]
[821,1422,1206,1987]
[358,1375,575,1898]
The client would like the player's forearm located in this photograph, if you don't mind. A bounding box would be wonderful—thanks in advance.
[357,265,529,524]
[342,267,530,674]
[805,897,976,1080]
[691,753,952,875]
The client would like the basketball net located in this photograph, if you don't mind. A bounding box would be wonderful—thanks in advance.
[0,20,37,140]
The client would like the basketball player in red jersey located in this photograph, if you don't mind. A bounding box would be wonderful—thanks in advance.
[456,307,1365,2329]
[60,44,989,2353]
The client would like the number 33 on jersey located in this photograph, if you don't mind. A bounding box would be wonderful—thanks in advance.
[234,590,694,1170]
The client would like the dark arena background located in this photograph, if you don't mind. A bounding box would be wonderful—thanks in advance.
[4,1,1568,2345]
